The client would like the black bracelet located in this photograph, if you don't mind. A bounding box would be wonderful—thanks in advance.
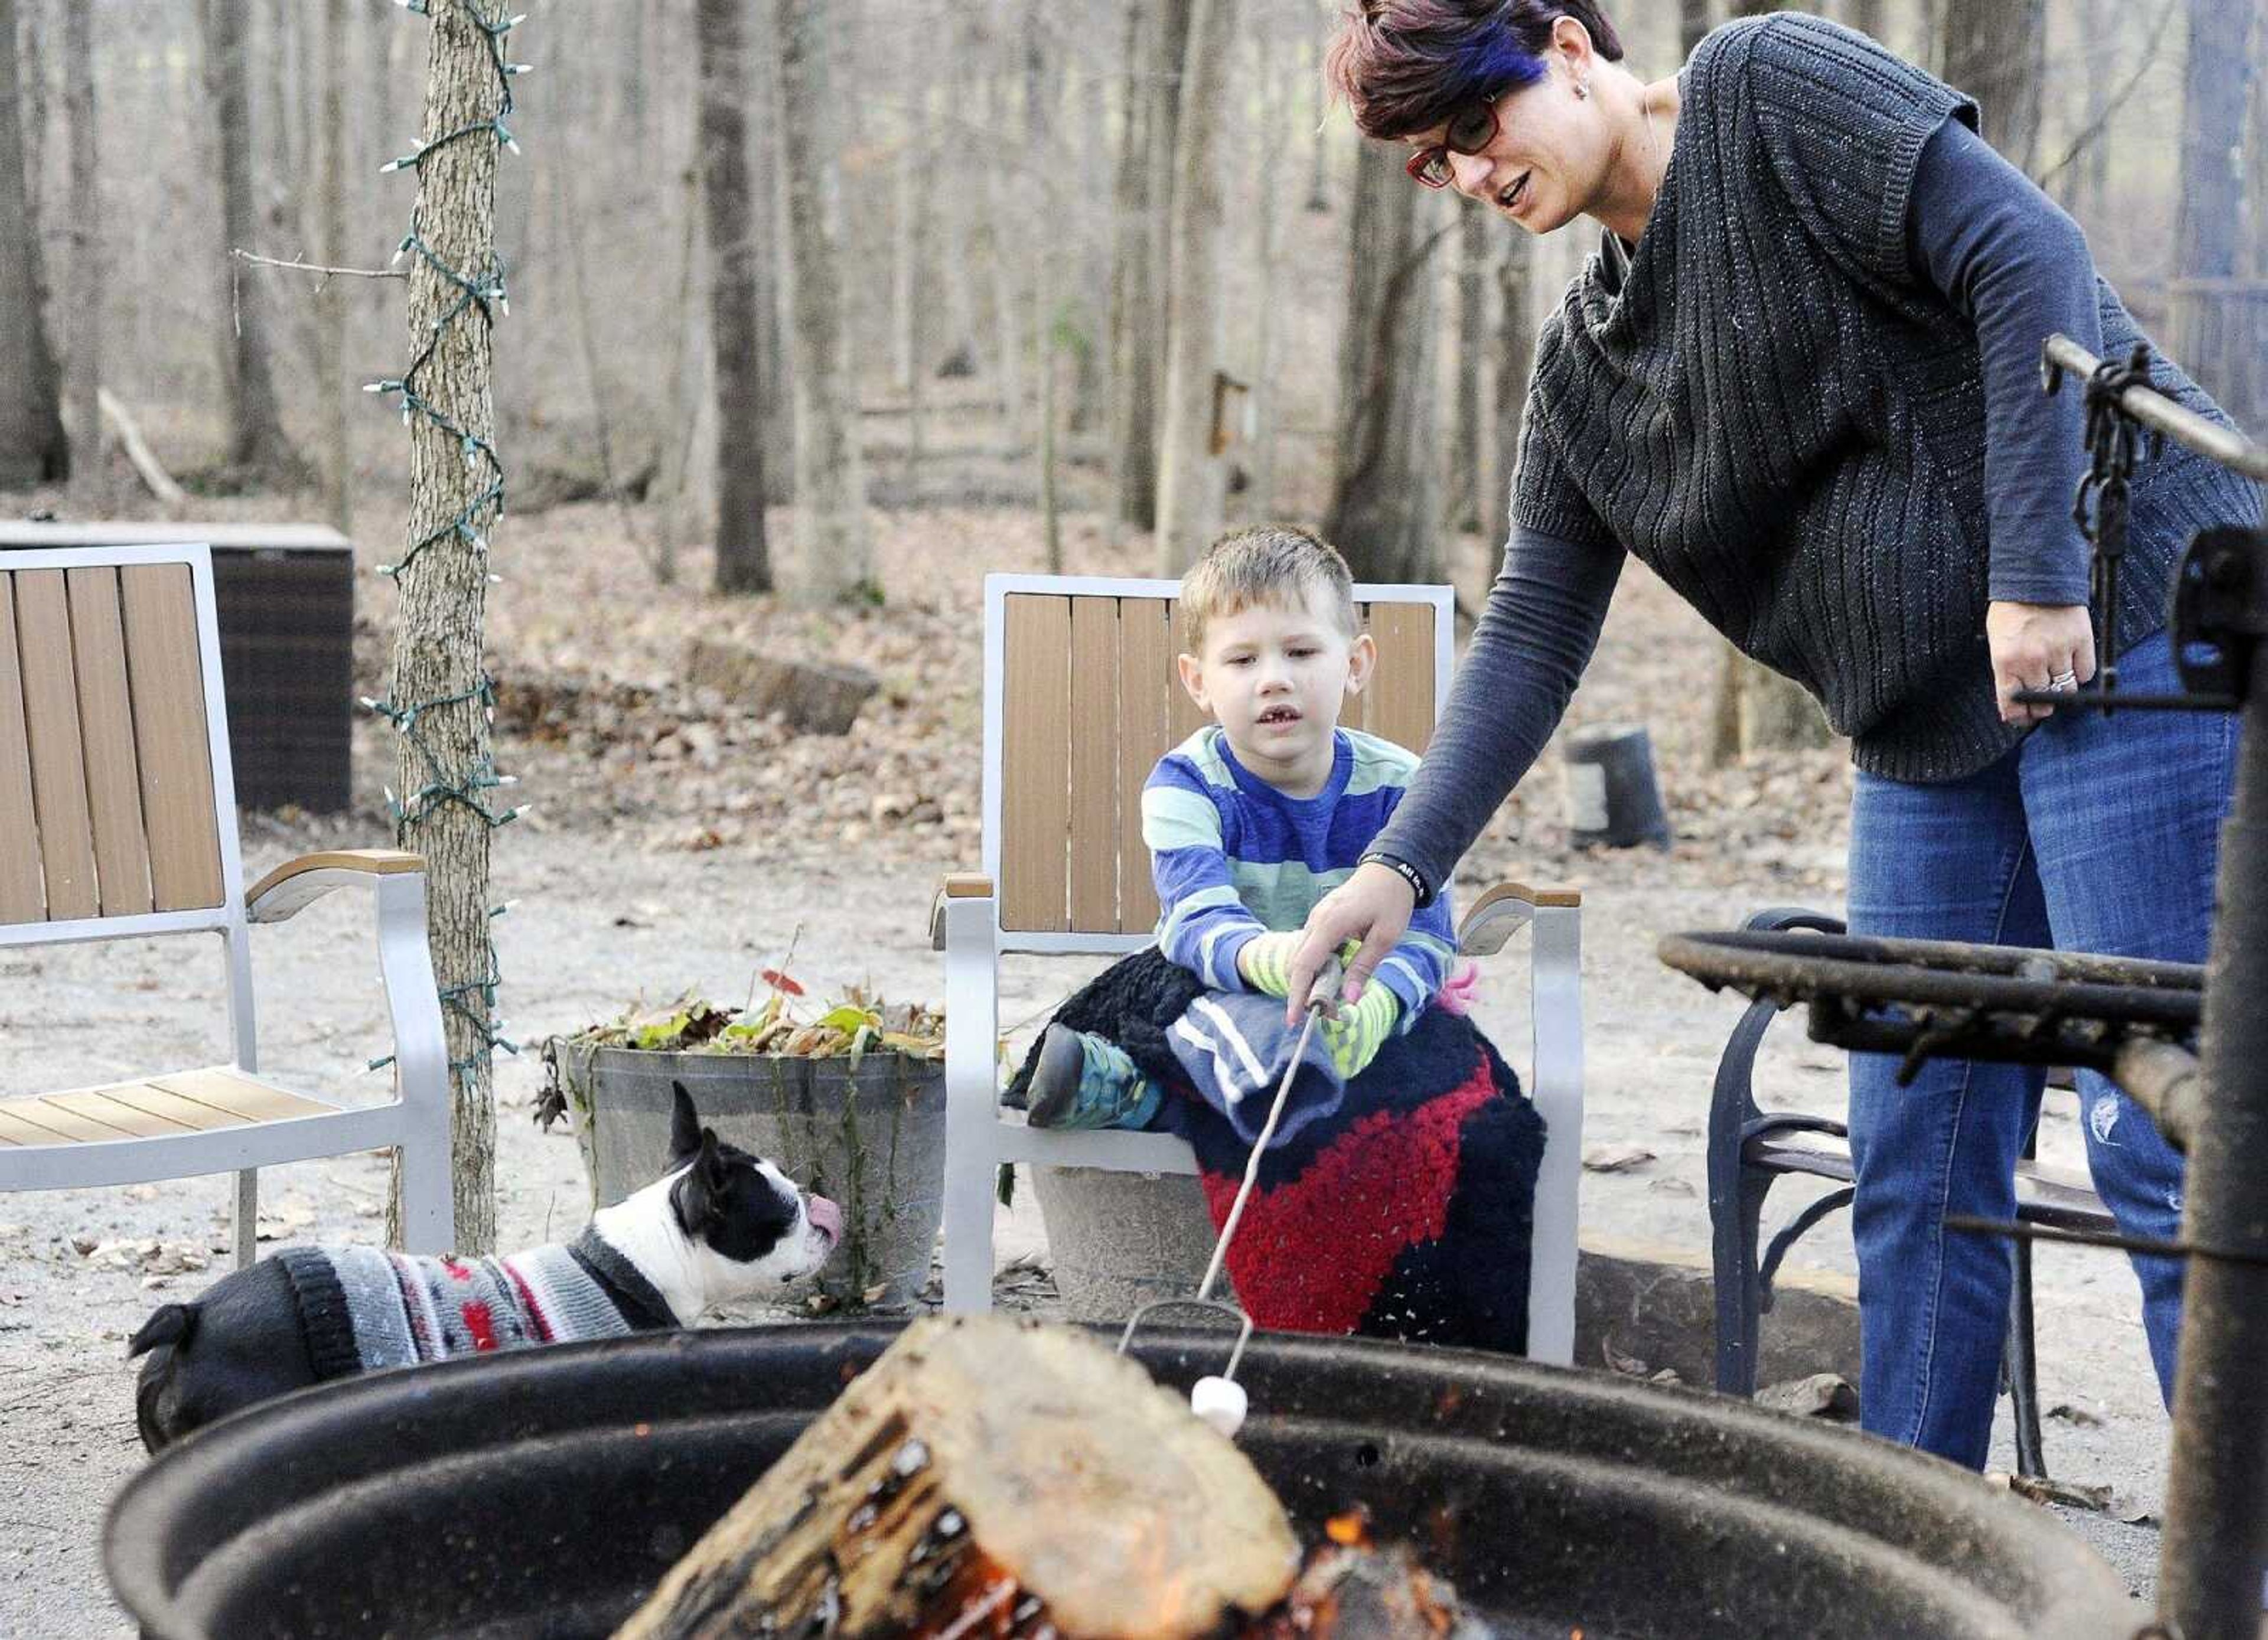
[1358,850,1433,909]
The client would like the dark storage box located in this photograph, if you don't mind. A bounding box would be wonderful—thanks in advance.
[0,524,354,812]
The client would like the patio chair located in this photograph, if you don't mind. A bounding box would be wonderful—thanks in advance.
[931,573,1585,1363]
[1707,906,2116,1478]
[0,542,453,1267]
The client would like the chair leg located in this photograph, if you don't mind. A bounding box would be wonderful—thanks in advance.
[232,1169,258,1269]
[2007,1236,2048,1479]
[939,1146,997,1314]
[1713,1168,1774,1396]
[395,1136,457,1256]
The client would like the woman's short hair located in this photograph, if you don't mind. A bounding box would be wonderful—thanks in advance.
[1326,1,1625,140]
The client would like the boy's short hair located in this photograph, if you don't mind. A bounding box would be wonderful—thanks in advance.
[1179,526,1361,653]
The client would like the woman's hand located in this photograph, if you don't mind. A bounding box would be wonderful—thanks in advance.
[1285,861,1416,1028]
[1986,601,2094,724]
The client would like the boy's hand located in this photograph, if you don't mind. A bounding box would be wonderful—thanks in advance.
[1321,985,1400,1078]
[1286,862,1414,1028]
[1237,932,1304,999]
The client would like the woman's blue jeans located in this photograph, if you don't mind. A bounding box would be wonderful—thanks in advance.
[1846,632,2237,1469]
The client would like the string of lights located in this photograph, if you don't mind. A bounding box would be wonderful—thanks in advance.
[361,0,531,1093]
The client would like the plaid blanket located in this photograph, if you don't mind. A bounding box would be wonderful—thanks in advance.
[1007,948,1544,1353]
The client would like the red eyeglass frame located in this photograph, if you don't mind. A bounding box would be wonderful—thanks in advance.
[1405,92,1506,190]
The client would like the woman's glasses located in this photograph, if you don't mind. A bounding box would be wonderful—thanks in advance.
[1405,93,1503,189]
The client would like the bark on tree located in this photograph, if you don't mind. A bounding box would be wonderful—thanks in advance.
[1249,32,1291,519]
[0,0,67,489]
[1846,0,1888,41]
[1449,207,1487,534]
[1154,0,1241,573]
[62,0,101,508]
[1941,0,2048,174]
[1484,232,1533,555]
[697,0,772,595]
[203,0,308,483]
[1325,145,1442,583]
[317,0,353,533]
[383,0,510,1254]
[768,0,872,601]
[2168,0,2261,428]
[1106,0,1155,538]
[1680,0,1714,57]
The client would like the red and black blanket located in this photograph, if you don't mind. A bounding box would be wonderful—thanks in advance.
[1007,948,1544,1354]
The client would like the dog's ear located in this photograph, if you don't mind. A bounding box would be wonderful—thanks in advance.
[671,1128,729,1236]
[669,1083,702,1162]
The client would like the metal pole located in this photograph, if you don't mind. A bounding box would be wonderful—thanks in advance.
[2043,334,2268,481]
[2157,683,2268,1639]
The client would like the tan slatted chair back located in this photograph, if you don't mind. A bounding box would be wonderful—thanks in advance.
[0,552,230,930]
[986,575,1450,945]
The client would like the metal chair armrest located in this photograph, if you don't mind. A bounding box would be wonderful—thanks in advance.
[245,849,426,924]
[1458,879,1583,957]
[931,872,996,951]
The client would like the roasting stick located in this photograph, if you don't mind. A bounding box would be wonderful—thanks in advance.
[1195,955,1343,1305]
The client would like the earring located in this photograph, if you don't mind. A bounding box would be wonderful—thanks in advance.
[1574,78,1589,100]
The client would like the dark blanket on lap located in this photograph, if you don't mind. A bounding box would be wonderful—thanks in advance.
[1005,947,1545,1354]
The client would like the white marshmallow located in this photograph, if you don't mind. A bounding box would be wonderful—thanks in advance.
[1190,1374,1248,1439]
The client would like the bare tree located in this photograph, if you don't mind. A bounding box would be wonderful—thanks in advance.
[383,0,514,1253]
[1325,144,1442,583]
[1155,0,1241,572]
[2169,0,2261,426]
[203,0,308,482]
[698,0,771,594]
[1942,0,2048,172]
[316,0,353,532]
[769,0,872,601]
[0,0,66,489]
[1448,207,1487,533]
[1846,0,1888,40]
[1681,0,1714,56]
[1483,233,1533,555]
[1106,0,1156,537]
[62,0,100,507]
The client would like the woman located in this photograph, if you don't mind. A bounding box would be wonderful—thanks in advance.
[1293,0,2254,1469]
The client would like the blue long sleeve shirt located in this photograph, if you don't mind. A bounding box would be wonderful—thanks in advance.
[1143,725,1460,1024]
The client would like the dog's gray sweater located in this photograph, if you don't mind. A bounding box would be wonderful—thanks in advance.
[277,1227,673,1380]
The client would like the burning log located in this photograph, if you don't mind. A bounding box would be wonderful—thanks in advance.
[612,1315,1304,1640]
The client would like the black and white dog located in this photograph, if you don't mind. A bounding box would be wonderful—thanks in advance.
[128,1083,842,1452]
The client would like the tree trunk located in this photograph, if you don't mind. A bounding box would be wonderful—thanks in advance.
[1680,0,1713,57]
[1941,0,2048,174]
[61,0,100,508]
[1106,0,1155,539]
[1448,207,1487,534]
[1484,232,1533,555]
[203,0,307,482]
[768,0,871,602]
[383,0,511,1254]
[1154,0,1241,573]
[317,0,353,533]
[1728,0,1782,18]
[1249,32,1290,519]
[1324,145,1442,583]
[0,0,66,489]
[2168,0,2261,428]
[1846,0,1887,40]
[934,15,982,384]
[1128,0,1194,534]
[698,0,771,595]
[1030,2,1062,570]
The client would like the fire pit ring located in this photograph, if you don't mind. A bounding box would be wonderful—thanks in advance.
[1659,927,2204,1074]
[105,1322,2140,1639]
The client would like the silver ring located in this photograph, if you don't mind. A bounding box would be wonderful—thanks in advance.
[2050,669,2078,691]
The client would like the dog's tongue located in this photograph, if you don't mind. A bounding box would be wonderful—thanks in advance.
[806,1195,846,1244]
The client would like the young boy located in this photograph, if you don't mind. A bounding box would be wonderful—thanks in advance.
[1026,526,1461,1139]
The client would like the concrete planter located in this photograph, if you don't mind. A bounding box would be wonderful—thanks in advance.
[1028,1163,1228,1322]
[546,1042,946,1310]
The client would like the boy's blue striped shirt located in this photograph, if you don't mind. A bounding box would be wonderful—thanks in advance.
[1142,725,1458,1022]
